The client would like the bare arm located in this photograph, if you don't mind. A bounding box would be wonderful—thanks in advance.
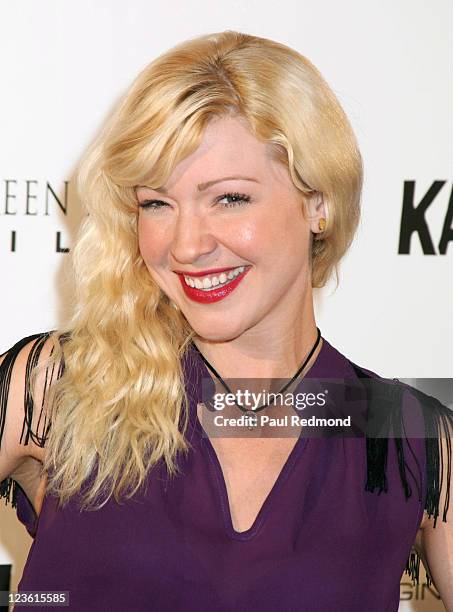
[415,421,453,611]
[0,332,62,487]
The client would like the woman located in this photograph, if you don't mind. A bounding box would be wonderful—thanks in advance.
[1,30,452,611]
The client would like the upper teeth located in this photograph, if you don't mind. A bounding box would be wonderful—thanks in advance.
[184,266,246,289]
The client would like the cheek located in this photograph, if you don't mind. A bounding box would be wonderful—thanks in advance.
[138,216,166,264]
[233,224,255,247]
[234,213,274,251]
[237,211,296,261]
[281,207,310,250]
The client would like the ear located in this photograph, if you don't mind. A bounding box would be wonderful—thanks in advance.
[305,192,327,236]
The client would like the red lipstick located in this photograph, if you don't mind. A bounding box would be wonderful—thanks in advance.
[176,267,251,304]
[173,266,239,277]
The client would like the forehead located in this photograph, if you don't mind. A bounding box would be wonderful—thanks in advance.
[140,116,288,192]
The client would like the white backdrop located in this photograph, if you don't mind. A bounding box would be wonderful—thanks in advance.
[0,1,451,610]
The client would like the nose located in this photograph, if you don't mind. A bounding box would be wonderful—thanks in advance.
[170,209,217,265]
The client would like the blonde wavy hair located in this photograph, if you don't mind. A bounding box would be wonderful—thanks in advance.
[35,30,363,510]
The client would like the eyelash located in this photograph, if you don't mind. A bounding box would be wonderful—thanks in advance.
[138,192,252,211]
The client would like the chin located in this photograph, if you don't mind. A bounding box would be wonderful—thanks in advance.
[189,320,245,344]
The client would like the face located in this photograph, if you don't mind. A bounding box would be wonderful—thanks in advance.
[136,116,321,343]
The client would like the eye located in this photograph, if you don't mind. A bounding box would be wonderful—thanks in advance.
[216,192,251,208]
[138,199,169,211]
[137,192,252,212]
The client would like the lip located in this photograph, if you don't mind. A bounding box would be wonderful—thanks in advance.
[173,266,244,278]
[177,266,251,304]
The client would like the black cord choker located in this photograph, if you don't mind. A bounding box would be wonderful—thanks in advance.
[192,327,322,429]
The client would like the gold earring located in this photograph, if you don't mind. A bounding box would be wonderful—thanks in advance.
[318,218,326,232]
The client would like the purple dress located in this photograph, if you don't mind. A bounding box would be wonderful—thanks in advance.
[1,332,451,611]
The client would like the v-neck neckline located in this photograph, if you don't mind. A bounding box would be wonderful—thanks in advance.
[188,335,330,541]
[199,421,309,540]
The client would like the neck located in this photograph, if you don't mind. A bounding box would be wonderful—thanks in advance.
[192,308,321,380]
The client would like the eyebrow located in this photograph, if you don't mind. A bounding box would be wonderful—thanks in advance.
[148,176,259,194]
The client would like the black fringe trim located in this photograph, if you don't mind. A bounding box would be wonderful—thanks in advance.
[349,361,452,589]
[404,549,432,587]
[0,330,65,510]
[0,475,19,508]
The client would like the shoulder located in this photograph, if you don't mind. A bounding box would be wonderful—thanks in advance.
[340,347,445,438]
[304,338,453,589]
[349,353,453,522]
[0,331,66,498]
[0,331,58,451]
[327,341,453,511]
[0,330,67,379]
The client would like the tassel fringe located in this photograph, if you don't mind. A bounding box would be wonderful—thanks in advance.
[404,549,432,587]
[349,361,453,588]
[0,331,65,511]
[0,475,19,509]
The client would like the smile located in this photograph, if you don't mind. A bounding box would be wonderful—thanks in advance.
[177,265,251,304]
[183,266,246,290]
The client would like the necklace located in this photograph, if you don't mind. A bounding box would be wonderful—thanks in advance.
[192,327,322,431]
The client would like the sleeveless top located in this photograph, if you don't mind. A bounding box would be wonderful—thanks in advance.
[1,331,452,611]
